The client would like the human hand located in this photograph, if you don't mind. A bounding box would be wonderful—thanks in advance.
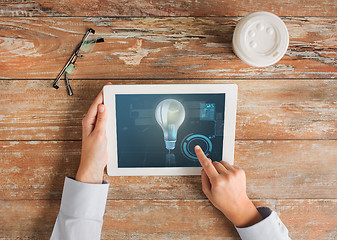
[75,83,111,184]
[195,145,263,228]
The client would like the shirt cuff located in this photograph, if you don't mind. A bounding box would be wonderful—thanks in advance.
[235,207,289,240]
[59,177,109,221]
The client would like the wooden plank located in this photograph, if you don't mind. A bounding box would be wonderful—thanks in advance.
[1,199,336,239]
[0,17,336,79]
[1,140,336,200]
[1,79,336,140]
[1,0,337,17]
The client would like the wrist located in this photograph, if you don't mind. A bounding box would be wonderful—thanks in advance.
[226,198,263,228]
[76,164,104,184]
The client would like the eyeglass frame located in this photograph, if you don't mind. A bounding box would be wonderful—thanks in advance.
[53,28,96,89]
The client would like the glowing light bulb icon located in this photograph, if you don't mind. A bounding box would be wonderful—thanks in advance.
[155,99,185,150]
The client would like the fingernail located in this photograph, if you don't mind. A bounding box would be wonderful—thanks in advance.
[98,104,104,112]
[195,145,200,150]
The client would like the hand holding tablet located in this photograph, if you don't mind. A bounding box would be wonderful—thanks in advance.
[75,83,112,184]
[75,83,262,228]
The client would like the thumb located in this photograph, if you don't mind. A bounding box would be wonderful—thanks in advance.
[94,104,108,133]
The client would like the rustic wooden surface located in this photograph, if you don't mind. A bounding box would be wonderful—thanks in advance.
[1,199,337,239]
[1,0,337,17]
[0,17,336,79]
[0,0,337,239]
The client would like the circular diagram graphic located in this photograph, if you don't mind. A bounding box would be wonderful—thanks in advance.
[181,134,213,160]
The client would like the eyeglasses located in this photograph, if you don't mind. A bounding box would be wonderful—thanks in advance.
[53,28,104,96]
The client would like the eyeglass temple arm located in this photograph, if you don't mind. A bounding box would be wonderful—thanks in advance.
[53,28,95,89]
[53,53,77,89]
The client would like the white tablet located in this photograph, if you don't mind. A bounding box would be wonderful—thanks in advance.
[103,84,237,176]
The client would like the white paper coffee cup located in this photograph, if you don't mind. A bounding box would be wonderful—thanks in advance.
[232,11,289,67]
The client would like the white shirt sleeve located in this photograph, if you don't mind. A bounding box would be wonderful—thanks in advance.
[50,177,109,240]
[235,207,291,240]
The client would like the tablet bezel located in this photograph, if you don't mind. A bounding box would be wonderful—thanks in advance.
[103,84,237,176]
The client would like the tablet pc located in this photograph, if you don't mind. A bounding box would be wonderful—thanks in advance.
[103,84,237,176]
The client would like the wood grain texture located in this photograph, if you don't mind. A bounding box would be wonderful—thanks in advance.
[1,199,336,239]
[1,0,337,17]
[1,79,336,141]
[1,140,336,200]
[0,17,336,79]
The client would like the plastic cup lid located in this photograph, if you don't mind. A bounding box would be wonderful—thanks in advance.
[232,11,289,67]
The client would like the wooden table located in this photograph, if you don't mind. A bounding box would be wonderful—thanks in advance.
[1,1,336,239]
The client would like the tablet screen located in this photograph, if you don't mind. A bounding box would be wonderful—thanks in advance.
[115,94,225,168]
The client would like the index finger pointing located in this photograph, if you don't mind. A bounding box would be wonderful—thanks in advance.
[195,145,218,180]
